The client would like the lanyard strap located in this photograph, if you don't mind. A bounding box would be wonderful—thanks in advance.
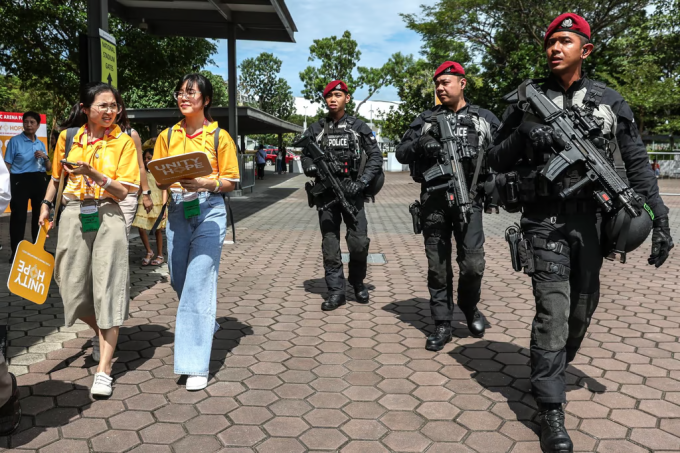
[79,126,110,200]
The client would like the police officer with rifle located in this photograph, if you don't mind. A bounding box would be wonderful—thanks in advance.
[489,13,674,453]
[396,62,500,351]
[299,80,384,311]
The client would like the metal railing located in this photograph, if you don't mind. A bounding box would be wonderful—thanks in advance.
[238,154,255,192]
[647,152,680,179]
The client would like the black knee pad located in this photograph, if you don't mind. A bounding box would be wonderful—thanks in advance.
[458,249,485,278]
[532,281,570,351]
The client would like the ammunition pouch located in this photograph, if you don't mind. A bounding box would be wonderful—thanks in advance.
[517,236,571,277]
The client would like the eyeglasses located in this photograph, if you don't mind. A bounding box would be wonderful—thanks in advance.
[93,103,122,113]
[173,90,198,100]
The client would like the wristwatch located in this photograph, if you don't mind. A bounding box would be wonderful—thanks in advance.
[142,190,152,196]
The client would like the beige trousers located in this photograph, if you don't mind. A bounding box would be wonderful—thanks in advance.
[118,192,139,236]
[54,200,130,329]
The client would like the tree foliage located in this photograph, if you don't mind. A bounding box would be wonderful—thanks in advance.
[299,31,408,115]
[393,0,679,136]
[239,52,295,119]
[0,0,217,127]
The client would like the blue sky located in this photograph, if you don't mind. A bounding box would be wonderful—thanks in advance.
[205,0,436,103]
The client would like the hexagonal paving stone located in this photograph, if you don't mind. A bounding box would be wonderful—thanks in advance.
[109,411,155,431]
[172,435,222,453]
[263,416,310,437]
[139,423,186,444]
[382,431,431,452]
[90,430,141,452]
[229,406,274,425]
[341,419,388,440]
[218,425,266,447]
[256,437,307,453]
[185,414,230,434]
[300,427,348,450]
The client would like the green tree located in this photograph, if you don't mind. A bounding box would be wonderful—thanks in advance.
[299,31,406,115]
[402,0,649,115]
[0,0,217,123]
[239,52,295,119]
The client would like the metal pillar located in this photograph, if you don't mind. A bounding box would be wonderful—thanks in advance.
[87,0,108,84]
[240,134,246,153]
[227,25,238,143]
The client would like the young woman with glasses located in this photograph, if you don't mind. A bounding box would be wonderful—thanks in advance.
[152,73,239,391]
[38,82,140,397]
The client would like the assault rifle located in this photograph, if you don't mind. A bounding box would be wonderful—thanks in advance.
[422,111,473,223]
[523,81,641,218]
[294,135,358,223]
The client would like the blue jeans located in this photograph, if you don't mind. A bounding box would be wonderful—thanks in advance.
[166,192,226,376]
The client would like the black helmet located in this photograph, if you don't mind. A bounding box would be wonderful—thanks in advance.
[364,170,385,198]
[602,201,653,263]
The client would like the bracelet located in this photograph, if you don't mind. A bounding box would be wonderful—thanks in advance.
[41,199,54,210]
[213,179,222,193]
[100,176,112,190]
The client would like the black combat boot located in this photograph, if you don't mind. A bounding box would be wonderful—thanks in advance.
[353,283,369,304]
[322,294,346,311]
[425,322,453,352]
[0,373,21,436]
[462,307,487,338]
[537,403,573,453]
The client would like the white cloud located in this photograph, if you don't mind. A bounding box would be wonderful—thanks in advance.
[205,0,435,102]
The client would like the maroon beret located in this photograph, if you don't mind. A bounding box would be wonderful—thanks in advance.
[323,80,349,98]
[433,61,465,81]
[544,13,591,47]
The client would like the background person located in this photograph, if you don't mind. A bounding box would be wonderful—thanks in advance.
[4,111,52,262]
[133,148,167,266]
[153,73,239,391]
[39,82,140,397]
[256,144,266,180]
[118,115,154,235]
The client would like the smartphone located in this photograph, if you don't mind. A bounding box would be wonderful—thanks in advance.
[60,159,81,168]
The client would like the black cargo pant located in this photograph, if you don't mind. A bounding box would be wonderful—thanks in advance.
[421,191,485,322]
[520,210,603,404]
[9,172,47,256]
[319,197,369,295]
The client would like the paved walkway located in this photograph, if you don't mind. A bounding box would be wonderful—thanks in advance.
[0,173,679,452]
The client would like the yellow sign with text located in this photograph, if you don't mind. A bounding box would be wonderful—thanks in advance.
[100,29,117,87]
[147,152,213,185]
[7,225,54,305]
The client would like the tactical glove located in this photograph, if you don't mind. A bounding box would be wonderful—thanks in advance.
[519,121,555,152]
[417,135,442,158]
[648,216,674,268]
[303,164,318,178]
[343,179,365,197]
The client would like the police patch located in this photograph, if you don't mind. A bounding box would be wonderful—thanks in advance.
[561,18,573,28]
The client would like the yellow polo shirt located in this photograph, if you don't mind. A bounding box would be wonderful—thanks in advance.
[52,125,140,200]
[153,120,240,191]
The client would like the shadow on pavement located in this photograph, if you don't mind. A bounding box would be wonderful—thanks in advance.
[382,297,478,338]
[230,187,298,225]
[302,278,376,302]
[208,317,253,379]
[448,340,606,434]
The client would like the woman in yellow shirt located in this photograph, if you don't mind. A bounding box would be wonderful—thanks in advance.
[153,73,239,391]
[38,82,140,397]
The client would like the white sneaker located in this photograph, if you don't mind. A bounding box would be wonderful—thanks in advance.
[91,336,100,363]
[91,372,113,396]
[186,375,208,391]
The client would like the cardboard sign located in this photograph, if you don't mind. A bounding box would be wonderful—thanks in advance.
[147,152,212,185]
[8,224,54,305]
